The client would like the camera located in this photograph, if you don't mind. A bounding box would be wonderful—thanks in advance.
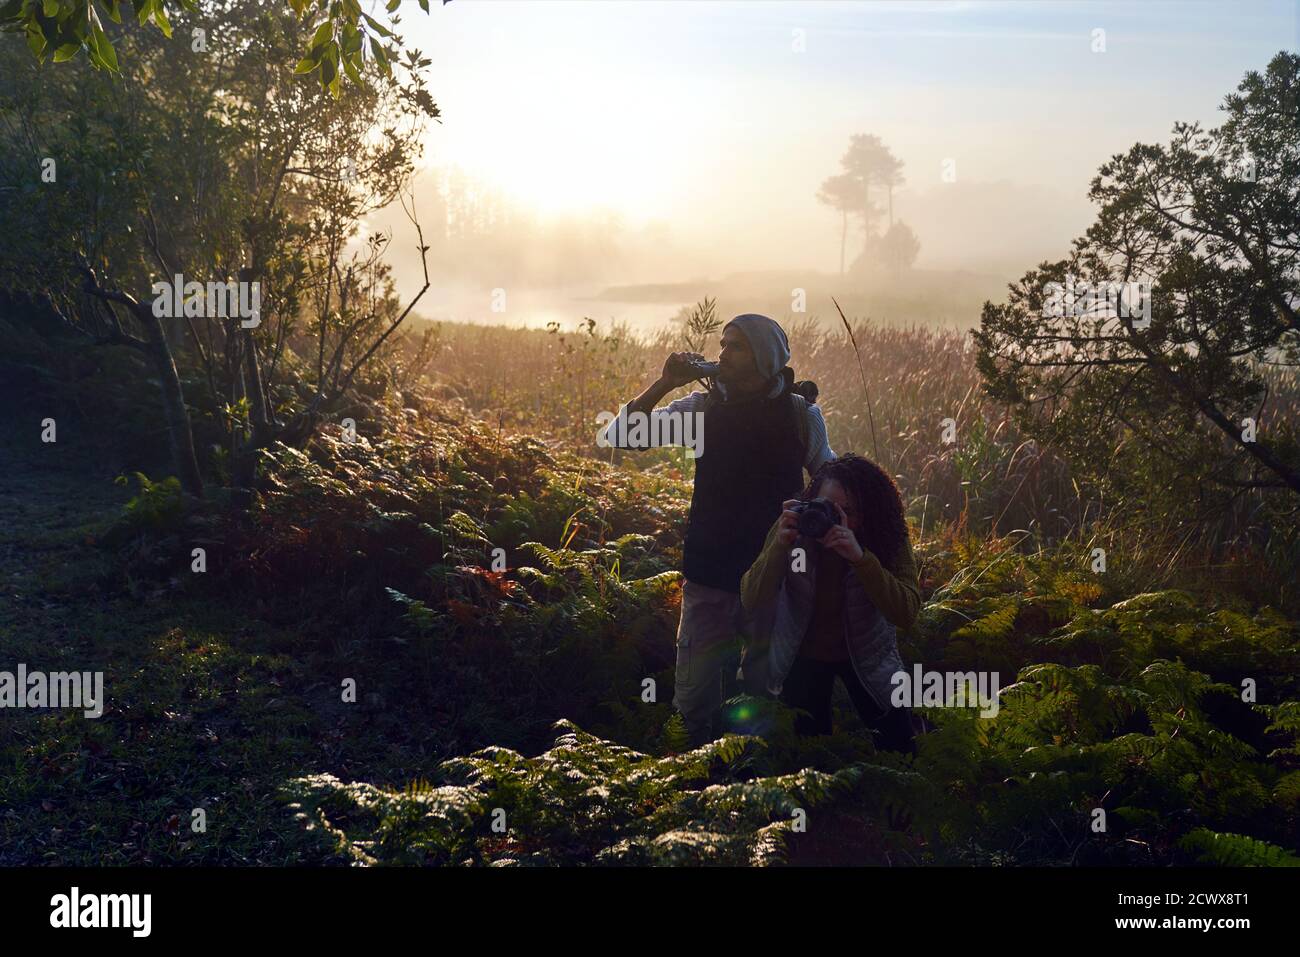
[667,353,721,381]
[791,497,839,538]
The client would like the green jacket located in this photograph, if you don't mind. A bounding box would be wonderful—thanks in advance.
[740,519,922,632]
[738,519,922,701]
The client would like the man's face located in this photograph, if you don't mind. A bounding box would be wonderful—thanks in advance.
[718,325,762,387]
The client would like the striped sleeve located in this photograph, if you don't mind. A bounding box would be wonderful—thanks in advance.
[663,391,708,418]
[597,390,708,448]
[804,403,834,472]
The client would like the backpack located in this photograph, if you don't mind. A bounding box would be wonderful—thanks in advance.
[788,376,818,465]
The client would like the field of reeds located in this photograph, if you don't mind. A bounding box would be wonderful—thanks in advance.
[424,308,1300,611]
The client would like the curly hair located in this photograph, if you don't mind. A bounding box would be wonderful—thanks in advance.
[801,453,909,568]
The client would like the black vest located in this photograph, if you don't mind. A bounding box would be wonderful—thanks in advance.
[682,388,806,592]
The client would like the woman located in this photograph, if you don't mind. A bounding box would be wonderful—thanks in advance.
[739,453,921,753]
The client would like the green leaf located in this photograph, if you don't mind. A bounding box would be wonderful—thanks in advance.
[42,0,59,16]
[369,35,389,77]
[52,42,81,62]
[308,19,332,50]
[341,52,362,86]
[418,0,429,11]
[361,13,391,37]
[293,55,321,74]
[151,3,171,39]
[25,19,47,61]
[102,0,122,24]
[91,24,119,70]
[341,20,361,54]
[386,0,400,11]
[135,0,151,25]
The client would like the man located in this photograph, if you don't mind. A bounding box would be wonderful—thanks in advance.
[599,314,833,746]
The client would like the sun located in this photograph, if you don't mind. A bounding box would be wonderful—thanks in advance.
[428,59,687,224]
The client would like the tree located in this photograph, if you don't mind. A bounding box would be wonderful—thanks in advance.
[816,172,858,276]
[0,1,440,502]
[0,0,444,96]
[818,133,906,274]
[974,52,1300,517]
[873,221,920,273]
[874,144,904,229]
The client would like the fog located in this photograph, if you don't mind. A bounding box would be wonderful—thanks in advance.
[362,0,1298,333]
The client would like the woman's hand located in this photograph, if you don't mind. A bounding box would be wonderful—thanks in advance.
[818,503,863,562]
[775,499,801,546]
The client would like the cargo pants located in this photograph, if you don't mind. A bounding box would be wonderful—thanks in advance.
[672,580,771,747]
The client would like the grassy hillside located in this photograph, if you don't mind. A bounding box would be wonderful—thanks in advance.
[3,325,1298,864]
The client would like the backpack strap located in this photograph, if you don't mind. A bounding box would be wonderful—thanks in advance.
[788,391,810,468]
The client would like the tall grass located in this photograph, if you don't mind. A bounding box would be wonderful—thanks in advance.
[413,310,1299,611]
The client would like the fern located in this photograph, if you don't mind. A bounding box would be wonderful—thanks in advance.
[1178,828,1300,867]
[953,598,1020,643]
[114,472,184,532]
[657,713,690,755]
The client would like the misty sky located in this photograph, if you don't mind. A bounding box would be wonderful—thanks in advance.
[386,0,1298,294]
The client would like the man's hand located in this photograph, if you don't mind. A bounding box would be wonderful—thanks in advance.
[625,354,700,419]
[660,352,706,389]
[775,499,802,547]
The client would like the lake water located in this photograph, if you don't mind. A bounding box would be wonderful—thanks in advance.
[417,285,694,334]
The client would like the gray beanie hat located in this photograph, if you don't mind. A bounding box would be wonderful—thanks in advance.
[723,313,791,381]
